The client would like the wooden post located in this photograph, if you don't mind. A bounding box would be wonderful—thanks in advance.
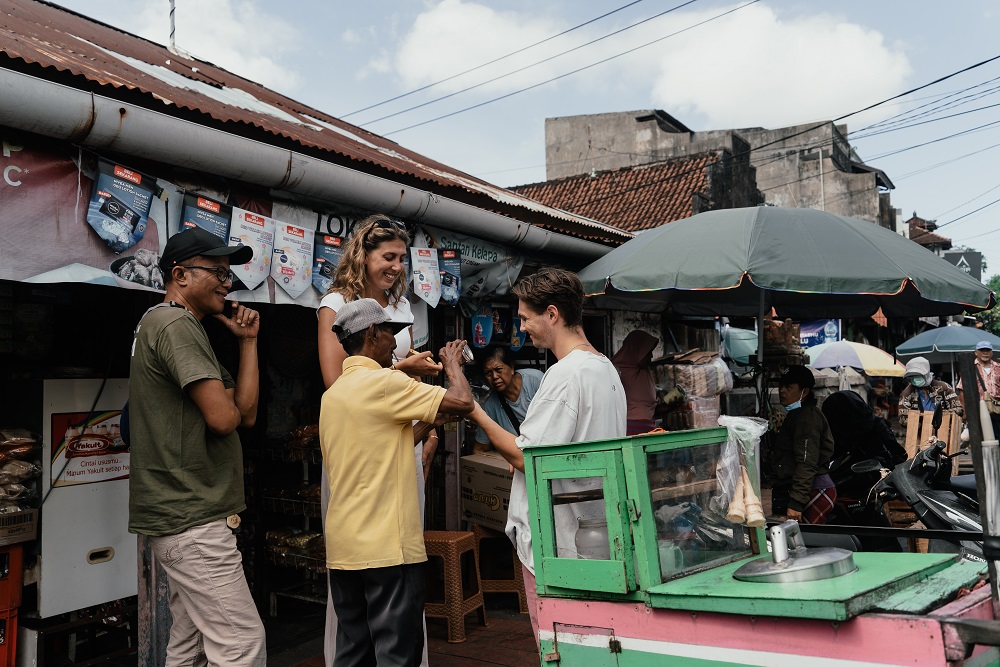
[137,535,171,666]
[956,352,1000,615]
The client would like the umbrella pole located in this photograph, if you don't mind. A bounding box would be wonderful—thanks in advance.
[757,290,767,414]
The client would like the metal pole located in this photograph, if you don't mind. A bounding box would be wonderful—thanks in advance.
[956,352,1000,615]
[169,0,176,53]
[756,290,766,414]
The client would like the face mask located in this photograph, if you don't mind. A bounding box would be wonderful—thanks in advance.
[784,400,802,411]
[909,376,926,388]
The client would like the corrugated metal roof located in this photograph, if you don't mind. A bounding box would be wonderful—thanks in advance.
[0,0,632,245]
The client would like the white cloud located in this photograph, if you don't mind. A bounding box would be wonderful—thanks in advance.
[131,0,302,92]
[645,5,912,130]
[342,28,362,45]
[359,49,393,81]
[394,0,567,94]
[390,2,910,132]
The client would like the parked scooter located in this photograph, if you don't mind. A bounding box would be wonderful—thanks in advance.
[821,391,908,551]
[854,405,983,560]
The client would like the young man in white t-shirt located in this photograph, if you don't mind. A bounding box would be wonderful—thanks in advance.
[469,268,626,645]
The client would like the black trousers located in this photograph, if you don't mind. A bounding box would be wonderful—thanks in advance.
[328,563,426,667]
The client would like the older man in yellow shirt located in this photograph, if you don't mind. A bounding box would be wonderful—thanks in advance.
[319,298,473,666]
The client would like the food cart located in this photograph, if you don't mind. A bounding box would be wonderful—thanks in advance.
[524,426,999,666]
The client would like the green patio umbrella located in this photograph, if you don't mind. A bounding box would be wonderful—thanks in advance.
[579,207,995,320]
[896,327,1000,363]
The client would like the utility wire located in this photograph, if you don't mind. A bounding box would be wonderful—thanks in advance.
[857,75,1000,133]
[341,0,651,119]
[868,118,1000,160]
[911,195,1000,240]
[568,53,1000,208]
[361,0,701,126]
[932,181,1000,218]
[384,0,759,135]
[851,101,1000,141]
[895,141,1000,180]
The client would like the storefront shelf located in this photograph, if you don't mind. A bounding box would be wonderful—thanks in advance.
[266,550,326,573]
[262,497,322,518]
[268,580,327,617]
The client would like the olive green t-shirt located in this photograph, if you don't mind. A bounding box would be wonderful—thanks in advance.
[128,305,245,536]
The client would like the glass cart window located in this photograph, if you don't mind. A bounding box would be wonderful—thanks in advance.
[549,477,608,560]
[647,444,750,581]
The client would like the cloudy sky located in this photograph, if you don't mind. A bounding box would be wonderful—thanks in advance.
[55,0,1000,278]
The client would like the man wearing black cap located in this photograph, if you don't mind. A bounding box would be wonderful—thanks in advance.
[129,227,265,666]
[772,365,837,524]
[320,298,474,667]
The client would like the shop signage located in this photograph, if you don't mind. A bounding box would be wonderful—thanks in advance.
[800,319,841,348]
[421,226,524,304]
[438,249,462,306]
[229,207,275,290]
[411,247,441,308]
[50,411,129,487]
[181,193,231,241]
[313,233,345,293]
[271,221,314,298]
[86,159,158,254]
[0,132,532,313]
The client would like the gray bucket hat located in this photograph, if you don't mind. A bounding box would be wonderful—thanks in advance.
[332,298,409,341]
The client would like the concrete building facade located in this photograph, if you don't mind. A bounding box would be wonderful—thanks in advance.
[544,110,897,230]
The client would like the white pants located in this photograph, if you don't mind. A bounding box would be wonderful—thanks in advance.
[149,519,266,667]
[323,444,429,667]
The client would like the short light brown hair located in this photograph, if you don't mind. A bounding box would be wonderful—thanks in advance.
[512,268,584,327]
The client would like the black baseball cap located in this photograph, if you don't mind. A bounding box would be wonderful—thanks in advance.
[159,226,253,273]
[778,364,815,389]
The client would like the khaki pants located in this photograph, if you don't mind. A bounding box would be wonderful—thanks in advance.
[150,519,266,667]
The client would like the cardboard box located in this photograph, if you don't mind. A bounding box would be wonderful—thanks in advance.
[460,453,513,532]
[0,510,36,547]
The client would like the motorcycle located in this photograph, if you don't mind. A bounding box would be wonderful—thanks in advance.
[853,406,983,560]
[820,391,909,551]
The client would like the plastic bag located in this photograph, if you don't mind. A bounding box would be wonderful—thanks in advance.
[711,416,768,515]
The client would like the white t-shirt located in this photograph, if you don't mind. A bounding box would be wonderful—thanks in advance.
[319,291,413,362]
[505,350,627,574]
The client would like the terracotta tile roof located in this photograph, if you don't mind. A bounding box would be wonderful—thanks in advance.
[0,0,632,245]
[907,216,951,247]
[510,154,718,233]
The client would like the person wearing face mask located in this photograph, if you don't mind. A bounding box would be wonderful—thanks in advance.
[898,356,963,427]
[771,365,836,524]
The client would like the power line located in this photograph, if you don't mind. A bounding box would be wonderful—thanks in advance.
[384,0,760,135]
[341,0,651,119]
[850,100,1000,141]
[360,0,702,126]
[856,75,1000,133]
[932,182,1000,219]
[895,141,1000,180]
[869,118,1000,160]
[568,54,1000,208]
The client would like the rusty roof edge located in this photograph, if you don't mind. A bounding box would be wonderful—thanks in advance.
[0,66,613,260]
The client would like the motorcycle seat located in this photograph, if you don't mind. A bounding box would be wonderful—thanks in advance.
[949,474,978,496]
